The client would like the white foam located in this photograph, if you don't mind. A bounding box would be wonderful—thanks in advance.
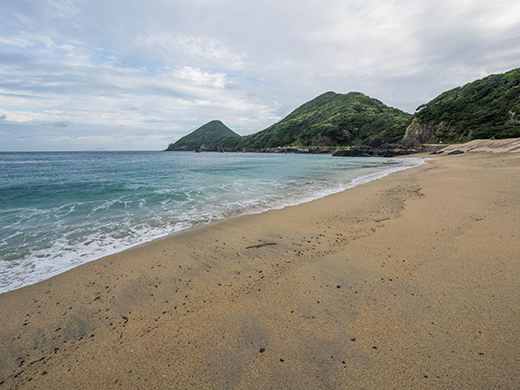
[0,157,424,295]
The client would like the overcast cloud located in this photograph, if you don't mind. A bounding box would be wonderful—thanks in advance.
[1,0,519,151]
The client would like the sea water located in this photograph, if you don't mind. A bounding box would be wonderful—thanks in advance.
[0,151,423,293]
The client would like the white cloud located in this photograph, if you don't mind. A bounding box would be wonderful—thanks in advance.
[142,33,246,69]
[174,66,227,88]
[0,0,519,150]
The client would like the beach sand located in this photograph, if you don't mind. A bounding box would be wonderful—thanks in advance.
[1,145,519,389]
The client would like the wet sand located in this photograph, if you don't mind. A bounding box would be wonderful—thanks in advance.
[1,146,519,389]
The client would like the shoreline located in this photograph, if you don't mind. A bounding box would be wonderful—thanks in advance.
[1,149,519,388]
[0,155,424,295]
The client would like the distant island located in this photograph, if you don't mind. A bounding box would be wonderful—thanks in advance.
[166,67,520,152]
[165,120,240,151]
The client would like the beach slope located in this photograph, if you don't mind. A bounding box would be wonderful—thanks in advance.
[1,145,519,389]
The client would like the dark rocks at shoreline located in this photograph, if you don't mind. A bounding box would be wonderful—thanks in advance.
[332,138,432,158]
[447,150,464,155]
[332,146,398,157]
[168,147,334,154]
[167,138,448,157]
[238,147,331,154]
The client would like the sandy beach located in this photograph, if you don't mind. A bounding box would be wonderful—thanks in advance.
[1,143,519,389]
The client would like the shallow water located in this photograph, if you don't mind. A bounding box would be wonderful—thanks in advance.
[0,151,423,293]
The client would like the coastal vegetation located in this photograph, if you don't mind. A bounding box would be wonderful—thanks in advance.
[165,120,240,151]
[224,92,412,150]
[408,67,520,142]
[166,68,520,151]
[167,92,412,151]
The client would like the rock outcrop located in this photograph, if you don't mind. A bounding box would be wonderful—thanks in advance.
[447,150,464,155]
[404,118,457,144]
[332,138,438,157]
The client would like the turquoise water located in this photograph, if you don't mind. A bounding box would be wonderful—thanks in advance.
[0,151,423,293]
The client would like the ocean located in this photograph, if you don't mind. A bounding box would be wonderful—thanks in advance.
[0,151,423,294]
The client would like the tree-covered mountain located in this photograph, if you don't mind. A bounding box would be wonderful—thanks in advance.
[406,68,520,143]
[164,92,412,152]
[165,69,520,152]
[165,120,240,151]
[224,92,412,150]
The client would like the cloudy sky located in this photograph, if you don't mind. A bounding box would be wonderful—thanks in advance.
[1,0,519,151]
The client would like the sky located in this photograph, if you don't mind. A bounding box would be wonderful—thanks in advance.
[1,0,519,151]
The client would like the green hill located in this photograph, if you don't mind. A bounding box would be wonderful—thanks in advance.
[165,120,240,151]
[225,92,412,150]
[406,68,520,143]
